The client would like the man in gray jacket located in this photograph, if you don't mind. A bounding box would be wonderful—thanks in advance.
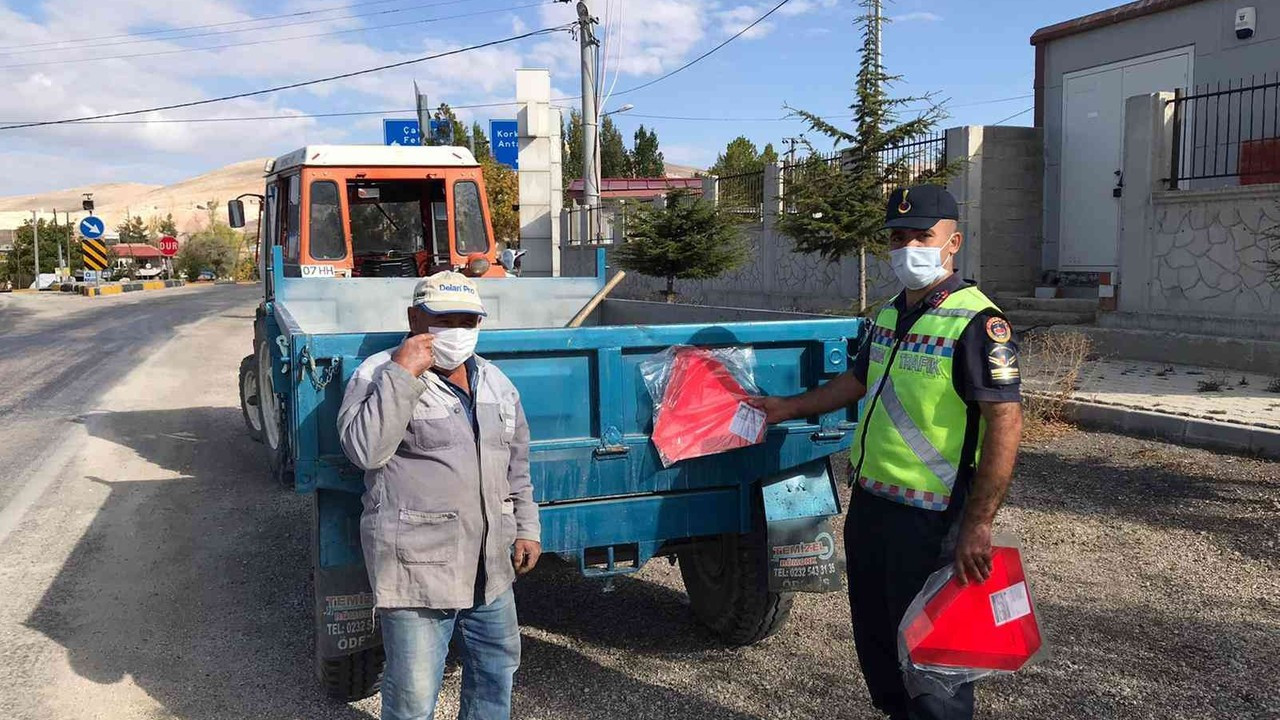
[338,271,540,720]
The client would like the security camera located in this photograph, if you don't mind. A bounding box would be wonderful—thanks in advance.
[1236,7,1256,40]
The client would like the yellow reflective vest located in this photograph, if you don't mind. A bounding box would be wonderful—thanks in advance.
[851,286,1000,511]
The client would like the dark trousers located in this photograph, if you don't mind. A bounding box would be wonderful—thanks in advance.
[846,487,975,720]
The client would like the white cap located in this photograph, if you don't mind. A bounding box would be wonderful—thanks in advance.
[411,271,487,316]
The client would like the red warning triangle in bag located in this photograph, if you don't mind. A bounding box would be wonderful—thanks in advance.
[650,348,766,467]
[902,546,1044,672]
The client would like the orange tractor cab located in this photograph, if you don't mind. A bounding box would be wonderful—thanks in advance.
[229,145,505,279]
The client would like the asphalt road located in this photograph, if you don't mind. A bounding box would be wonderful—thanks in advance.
[0,284,1276,720]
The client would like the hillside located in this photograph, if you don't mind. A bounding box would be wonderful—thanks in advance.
[0,159,269,236]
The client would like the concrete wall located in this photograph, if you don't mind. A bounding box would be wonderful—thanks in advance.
[1037,0,1280,271]
[516,69,562,277]
[562,125,1045,309]
[1119,91,1280,322]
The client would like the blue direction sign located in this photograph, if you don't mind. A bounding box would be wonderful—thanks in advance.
[79,215,105,239]
[383,119,421,146]
[383,118,455,146]
[490,119,519,170]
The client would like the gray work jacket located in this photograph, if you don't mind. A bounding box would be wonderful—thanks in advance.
[337,350,539,610]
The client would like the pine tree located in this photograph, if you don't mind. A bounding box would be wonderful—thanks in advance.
[761,142,779,164]
[471,121,491,160]
[777,0,946,310]
[613,190,750,302]
[599,115,632,178]
[631,125,665,177]
[116,215,149,244]
[563,110,585,199]
[710,136,764,177]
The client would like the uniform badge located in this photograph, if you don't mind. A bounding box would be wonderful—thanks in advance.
[985,316,1012,343]
[897,188,912,214]
[987,344,1020,385]
[927,289,950,308]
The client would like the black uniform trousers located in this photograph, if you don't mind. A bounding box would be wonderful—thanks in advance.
[845,486,975,720]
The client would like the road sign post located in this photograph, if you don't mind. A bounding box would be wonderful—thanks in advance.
[490,120,519,170]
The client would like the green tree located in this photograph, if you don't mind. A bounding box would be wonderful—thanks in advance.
[481,155,520,244]
[600,115,632,178]
[471,121,491,161]
[2,218,82,286]
[614,189,750,302]
[631,125,665,177]
[710,136,765,177]
[147,213,178,236]
[563,109,584,199]
[761,142,779,164]
[777,0,946,310]
[177,208,239,280]
[116,215,148,244]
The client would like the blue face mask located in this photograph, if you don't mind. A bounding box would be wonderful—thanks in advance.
[889,235,958,290]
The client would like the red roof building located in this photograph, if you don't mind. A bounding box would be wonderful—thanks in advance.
[566,177,704,202]
[111,243,165,259]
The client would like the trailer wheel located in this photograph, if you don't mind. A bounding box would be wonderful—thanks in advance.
[318,645,385,702]
[238,354,264,443]
[256,339,293,487]
[678,531,794,645]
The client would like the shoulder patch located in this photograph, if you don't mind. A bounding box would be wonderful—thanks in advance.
[986,344,1020,386]
[985,316,1012,343]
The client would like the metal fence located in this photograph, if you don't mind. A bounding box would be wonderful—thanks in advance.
[716,170,765,221]
[1168,72,1280,186]
[778,132,949,208]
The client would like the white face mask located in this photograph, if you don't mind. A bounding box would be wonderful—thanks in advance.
[429,326,479,371]
[889,236,957,290]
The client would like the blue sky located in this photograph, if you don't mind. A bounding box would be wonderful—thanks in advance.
[0,0,1124,194]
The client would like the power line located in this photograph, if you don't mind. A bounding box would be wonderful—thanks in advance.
[991,107,1033,125]
[612,0,793,97]
[1,0,480,56]
[1,101,524,125]
[0,2,552,70]
[0,25,569,131]
[0,0,419,51]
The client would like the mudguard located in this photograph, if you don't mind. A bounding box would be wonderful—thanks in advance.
[759,459,846,593]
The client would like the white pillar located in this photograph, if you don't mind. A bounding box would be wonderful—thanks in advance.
[1118,92,1175,313]
[946,126,984,286]
[516,68,561,277]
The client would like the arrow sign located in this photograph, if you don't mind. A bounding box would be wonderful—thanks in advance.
[79,216,105,239]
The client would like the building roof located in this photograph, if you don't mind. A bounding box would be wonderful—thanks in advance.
[1031,0,1203,45]
[566,177,704,199]
[269,145,479,175]
[112,243,164,258]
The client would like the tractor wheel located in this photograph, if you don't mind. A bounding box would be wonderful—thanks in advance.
[256,339,293,488]
[678,530,794,645]
[238,354,264,443]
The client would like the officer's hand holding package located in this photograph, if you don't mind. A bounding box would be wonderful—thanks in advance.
[751,185,1023,720]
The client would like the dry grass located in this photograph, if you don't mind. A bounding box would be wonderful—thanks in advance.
[1021,331,1093,442]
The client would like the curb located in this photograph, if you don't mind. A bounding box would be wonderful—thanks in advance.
[1038,394,1280,460]
[80,280,186,297]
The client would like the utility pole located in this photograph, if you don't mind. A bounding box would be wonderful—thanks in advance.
[65,210,73,275]
[576,0,599,244]
[782,137,802,165]
[54,207,65,276]
[31,210,39,286]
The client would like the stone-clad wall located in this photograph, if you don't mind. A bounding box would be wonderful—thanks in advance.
[1148,186,1280,317]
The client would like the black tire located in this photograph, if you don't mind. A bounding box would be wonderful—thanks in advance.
[238,354,264,443]
[319,644,385,702]
[678,530,794,645]
[256,339,293,488]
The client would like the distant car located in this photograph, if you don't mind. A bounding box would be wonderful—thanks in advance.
[0,280,12,293]
[197,270,217,282]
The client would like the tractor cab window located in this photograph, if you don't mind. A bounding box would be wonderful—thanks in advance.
[453,180,490,256]
[346,179,446,277]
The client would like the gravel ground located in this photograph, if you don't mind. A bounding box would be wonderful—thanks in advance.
[3,287,1276,719]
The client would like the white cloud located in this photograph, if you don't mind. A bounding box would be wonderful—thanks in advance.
[890,11,944,23]
[716,6,775,40]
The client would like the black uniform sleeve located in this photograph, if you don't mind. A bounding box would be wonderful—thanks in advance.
[852,332,871,385]
[954,311,1022,403]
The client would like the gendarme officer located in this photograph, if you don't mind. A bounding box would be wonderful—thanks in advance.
[755,185,1023,720]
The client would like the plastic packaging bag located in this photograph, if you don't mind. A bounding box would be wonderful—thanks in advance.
[898,542,1047,698]
[640,345,766,467]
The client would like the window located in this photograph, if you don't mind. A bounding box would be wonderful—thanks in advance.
[453,181,489,255]
[309,181,346,260]
[347,180,428,255]
[284,175,301,261]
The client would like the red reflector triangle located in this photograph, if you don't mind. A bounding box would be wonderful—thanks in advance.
[650,348,764,466]
[902,546,1044,672]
